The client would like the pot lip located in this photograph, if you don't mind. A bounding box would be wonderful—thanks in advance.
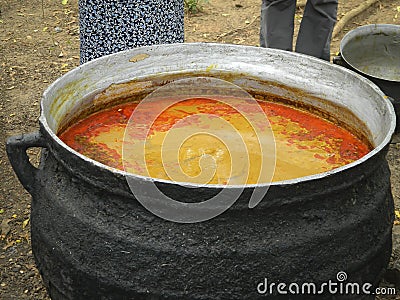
[39,42,396,189]
[340,23,400,83]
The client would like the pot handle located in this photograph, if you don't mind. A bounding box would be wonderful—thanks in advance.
[388,97,400,134]
[6,132,47,195]
[332,54,348,68]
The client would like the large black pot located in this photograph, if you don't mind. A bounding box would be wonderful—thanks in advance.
[6,43,396,299]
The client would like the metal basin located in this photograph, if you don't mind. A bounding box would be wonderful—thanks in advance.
[340,24,400,83]
[334,24,400,134]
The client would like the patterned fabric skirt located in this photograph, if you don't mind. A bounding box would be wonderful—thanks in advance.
[79,0,184,64]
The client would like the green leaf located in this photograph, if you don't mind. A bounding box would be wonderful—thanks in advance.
[62,0,68,5]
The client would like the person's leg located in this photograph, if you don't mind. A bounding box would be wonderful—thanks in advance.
[260,0,296,51]
[295,0,338,61]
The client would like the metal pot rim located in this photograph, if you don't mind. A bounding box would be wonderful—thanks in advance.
[39,42,396,188]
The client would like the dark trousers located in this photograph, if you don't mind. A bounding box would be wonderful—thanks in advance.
[260,0,338,61]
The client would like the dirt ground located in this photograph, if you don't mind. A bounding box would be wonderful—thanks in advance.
[1,0,400,299]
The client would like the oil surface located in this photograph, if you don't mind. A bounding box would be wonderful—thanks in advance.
[59,97,371,184]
